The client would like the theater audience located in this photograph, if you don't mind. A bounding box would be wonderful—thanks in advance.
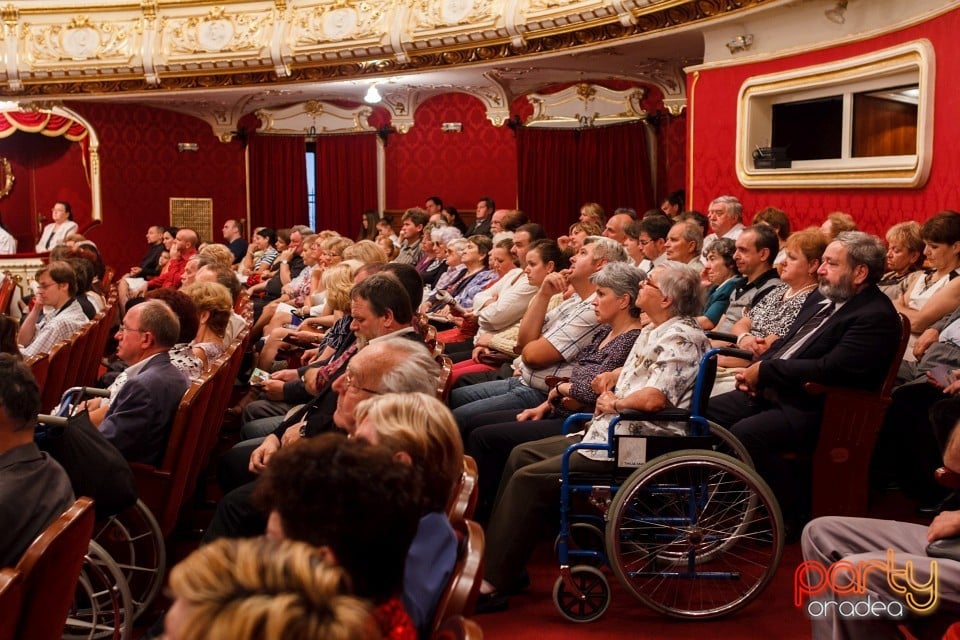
[878,220,924,300]
[240,226,279,276]
[713,224,782,333]
[698,237,740,330]
[36,201,78,252]
[395,208,428,266]
[664,218,703,270]
[181,281,232,370]
[820,211,857,241]
[137,228,199,295]
[702,195,745,262]
[754,206,792,266]
[220,219,247,265]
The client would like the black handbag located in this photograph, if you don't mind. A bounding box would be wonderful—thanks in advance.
[35,411,138,518]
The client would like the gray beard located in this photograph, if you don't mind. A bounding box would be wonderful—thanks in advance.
[818,277,855,303]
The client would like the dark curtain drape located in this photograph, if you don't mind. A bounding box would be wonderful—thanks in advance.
[517,121,653,238]
[248,134,308,230]
[314,133,378,239]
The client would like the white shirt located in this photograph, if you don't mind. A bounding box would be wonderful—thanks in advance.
[36,220,79,253]
[0,226,15,254]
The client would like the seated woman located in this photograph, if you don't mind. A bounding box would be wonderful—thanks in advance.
[894,211,960,359]
[299,235,353,323]
[36,201,78,253]
[255,261,358,373]
[423,235,496,326]
[423,238,467,304]
[711,228,826,394]
[697,237,739,330]
[478,261,710,607]
[463,261,645,522]
[163,537,375,640]
[448,239,565,384]
[436,237,517,345]
[182,281,233,370]
[254,434,423,640]
[878,220,924,301]
[420,226,461,290]
[558,219,602,255]
[352,393,464,637]
[239,227,279,277]
[250,234,321,342]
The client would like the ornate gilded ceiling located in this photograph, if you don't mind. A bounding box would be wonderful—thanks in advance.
[0,0,778,138]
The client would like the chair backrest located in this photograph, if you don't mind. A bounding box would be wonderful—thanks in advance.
[101,266,116,290]
[809,313,911,517]
[16,497,95,640]
[446,455,478,528]
[39,339,72,412]
[0,568,23,640]
[437,354,454,401]
[26,351,51,390]
[130,374,216,537]
[430,519,484,635]
[431,615,483,640]
[63,324,92,389]
[0,275,14,316]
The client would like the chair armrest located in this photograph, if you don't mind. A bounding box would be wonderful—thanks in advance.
[618,409,692,422]
[927,538,960,561]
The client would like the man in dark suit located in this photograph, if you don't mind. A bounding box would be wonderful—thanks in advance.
[465,196,494,237]
[99,300,190,466]
[708,231,901,525]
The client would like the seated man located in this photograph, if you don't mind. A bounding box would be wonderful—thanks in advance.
[713,223,782,334]
[449,236,628,432]
[0,354,74,567]
[480,262,710,604]
[801,418,960,640]
[707,231,901,529]
[99,300,191,465]
[204,337,439,540]
[139,228,199,294]
[18,261,89,360]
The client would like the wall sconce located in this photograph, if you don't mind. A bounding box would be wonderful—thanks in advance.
[364,84,382,104]
[825,0,848,24]
[725,34,754,54]
[441,122,462,133]
[177,142,199,152]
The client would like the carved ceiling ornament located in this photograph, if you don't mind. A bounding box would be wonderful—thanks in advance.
[525,82,647,128]
[256,99,375,134]
[22,15,136,65]
[161,6,273,58]
[0,0,777,97]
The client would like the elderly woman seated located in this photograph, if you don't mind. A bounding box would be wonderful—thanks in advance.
[181,281,233,370]
[477,261,711,610]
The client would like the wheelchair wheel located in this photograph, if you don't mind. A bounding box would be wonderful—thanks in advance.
[92,500,166,621]
[64,540,133,640]
[552,565,611,623]
[554,522,606,567]
[605,450,783,619]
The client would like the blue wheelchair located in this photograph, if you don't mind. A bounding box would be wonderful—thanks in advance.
[552,348,784,622]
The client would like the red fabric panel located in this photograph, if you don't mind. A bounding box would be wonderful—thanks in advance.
[517,122,653,238]
[688,8,960,235]
[517,126,580,237]
[314,133,377,238]
[248,133,308,230]
[385,93,517,212]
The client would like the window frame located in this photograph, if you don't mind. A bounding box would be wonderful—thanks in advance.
[735,39,935,189]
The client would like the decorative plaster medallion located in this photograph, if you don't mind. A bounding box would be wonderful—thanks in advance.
[322,8,357,39]
[441,0,475,24]
[198,18,235,52]
[61,27,100,60]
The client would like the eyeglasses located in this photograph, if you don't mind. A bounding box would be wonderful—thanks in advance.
[642,279,661,291]
[118,323,147,334]
[342,370,381,396]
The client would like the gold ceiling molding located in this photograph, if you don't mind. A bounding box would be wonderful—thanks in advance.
[526,82,647,128]
[255,99,375,134]
[0,0,773,97]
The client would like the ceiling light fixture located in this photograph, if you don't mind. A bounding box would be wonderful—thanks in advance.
[825,0,848,24]
[725,34,754,54]
[364,84,382,104]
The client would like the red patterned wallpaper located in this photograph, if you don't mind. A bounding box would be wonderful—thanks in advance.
[66,102,247,271]
[385,92,518,213]
[688,9,960,234]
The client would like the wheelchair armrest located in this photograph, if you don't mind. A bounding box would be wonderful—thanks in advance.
[37,414,68,427]
[618,409,691,422]
[706,331,738,343]
[713,346,754,361]
[81,387,111,398]
[927,537,960,561]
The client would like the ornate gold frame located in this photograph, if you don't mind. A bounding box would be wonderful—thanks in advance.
[0,157,15,199]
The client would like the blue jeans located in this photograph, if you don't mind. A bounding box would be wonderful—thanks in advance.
[450,377,547,433]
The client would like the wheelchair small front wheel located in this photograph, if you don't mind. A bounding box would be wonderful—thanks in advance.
[552,565,611,623]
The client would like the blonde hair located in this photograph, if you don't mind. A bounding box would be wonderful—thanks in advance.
[354,392,463,512]
[182,281,233,337]
[824,212,857,240]
[322,262,359,313]
[322,236,354,259]
[198,243,235,269]
[167,537,377,640]
[343,240,387,264]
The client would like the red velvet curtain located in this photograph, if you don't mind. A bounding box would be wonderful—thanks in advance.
[314,133,378,238]
[517,121,653,238]
[248,134,308,230]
